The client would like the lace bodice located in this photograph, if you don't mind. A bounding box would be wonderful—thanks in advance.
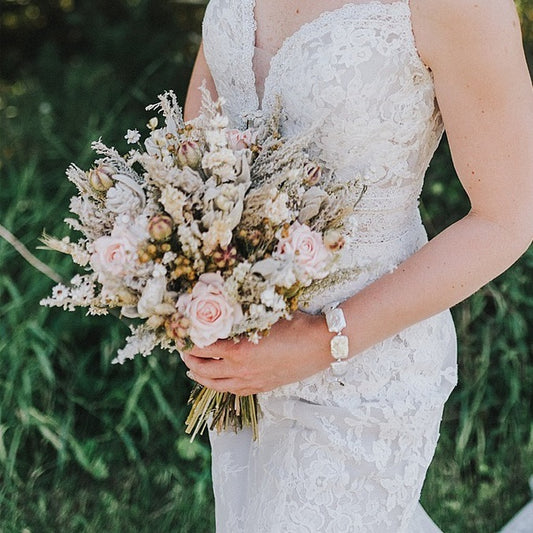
[203,2,457,532]
[203,0,444,311]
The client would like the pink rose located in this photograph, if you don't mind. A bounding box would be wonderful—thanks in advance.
[90,227,138,278]
[177,272,243,348]
[274,222,332,285]
[226,128,258,151]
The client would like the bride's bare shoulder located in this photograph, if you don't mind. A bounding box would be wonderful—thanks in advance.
[409,0,521,67]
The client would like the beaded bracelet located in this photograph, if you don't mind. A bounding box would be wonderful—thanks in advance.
[322,303,349,384]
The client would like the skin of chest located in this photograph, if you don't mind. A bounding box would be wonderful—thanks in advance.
[253,0,399,54]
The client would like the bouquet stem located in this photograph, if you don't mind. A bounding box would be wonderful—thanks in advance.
[185,384,261,441]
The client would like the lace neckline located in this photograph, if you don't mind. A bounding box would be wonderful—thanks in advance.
[249,0,411,111]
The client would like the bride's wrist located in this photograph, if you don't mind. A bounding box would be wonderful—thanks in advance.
[291,311,333,373]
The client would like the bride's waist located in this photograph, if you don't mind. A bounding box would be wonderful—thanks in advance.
[347,204,423,241]
[340,213,427,263]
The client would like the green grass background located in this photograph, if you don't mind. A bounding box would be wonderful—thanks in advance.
[1,1,532,531]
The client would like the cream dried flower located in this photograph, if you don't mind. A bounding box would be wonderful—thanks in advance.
[202,149,237,181]
[177,222,202,258]
[176,167,204,194]
[202,219,233,254]
[264,190,291,225]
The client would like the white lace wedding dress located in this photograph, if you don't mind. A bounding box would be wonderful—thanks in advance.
[202,1,458,531]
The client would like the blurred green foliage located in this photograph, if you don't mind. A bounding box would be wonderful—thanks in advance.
[0,1,532,531]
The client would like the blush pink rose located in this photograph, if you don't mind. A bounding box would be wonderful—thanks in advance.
[226,128,258,151]
[90,227,138,278]
[177,272,243,348]
[274,222,332,285]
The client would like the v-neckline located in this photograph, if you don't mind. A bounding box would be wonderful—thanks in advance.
[249,0,409,111]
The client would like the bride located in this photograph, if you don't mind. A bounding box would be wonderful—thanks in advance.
[182,0,533,531]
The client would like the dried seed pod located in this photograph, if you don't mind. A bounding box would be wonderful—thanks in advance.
[148,214,174,242]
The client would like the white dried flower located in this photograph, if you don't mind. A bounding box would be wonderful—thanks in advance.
[135,264,168,318]
[106,183,143,215]
[100,286,138,307]
[52,284,70,302]
[248,303,266,319]
[125,129,141,144]
[248,331,261,344]
[112,326,158,364]
[202,219,233,254]
[205,129,228,148]
[260,286,286,311]
[71,245,91,266]
[234,152,252,185]
[271,261,298,289]
[323,229,346,251]
[137,153,180,189]
[211,115,229,129]
[162,251,177,265]
[71,274,84,285]
[251,257,297,289]
[215,195,233,212]
[233,261,252,281]
[87,306,109,316]
[264,191,291,225]
[161,186,187,224]
[251,258,281,279]
[193,257,206,275]
[70,283,94,305]
[216,183,247,215]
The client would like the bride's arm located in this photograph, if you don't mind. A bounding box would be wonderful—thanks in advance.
[347,0,533,350]
[183,41,218,121]
[182,0,533,395]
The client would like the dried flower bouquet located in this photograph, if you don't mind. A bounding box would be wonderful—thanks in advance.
[41,87,362,439]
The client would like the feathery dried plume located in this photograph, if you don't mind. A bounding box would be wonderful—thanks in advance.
[145,90,185,132]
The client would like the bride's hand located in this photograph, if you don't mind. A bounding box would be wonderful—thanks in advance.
[181,311,332,395]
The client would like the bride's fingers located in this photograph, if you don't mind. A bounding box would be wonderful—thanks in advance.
[187,373,245,394]
[188,338,240,359]
[188,347,219,358]
[182,352,235,379]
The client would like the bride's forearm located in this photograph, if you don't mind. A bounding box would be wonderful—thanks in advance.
[341,213,532,356]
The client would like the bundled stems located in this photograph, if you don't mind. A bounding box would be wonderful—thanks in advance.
[185,385,261,441]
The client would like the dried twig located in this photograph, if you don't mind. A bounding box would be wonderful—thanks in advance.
[0,224,64,284]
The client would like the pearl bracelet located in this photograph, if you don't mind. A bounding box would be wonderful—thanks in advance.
[322,303,349,384]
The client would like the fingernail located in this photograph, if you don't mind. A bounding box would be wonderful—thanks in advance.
[186,371,193,380]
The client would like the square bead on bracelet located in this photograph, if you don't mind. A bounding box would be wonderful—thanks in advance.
[322,304,349,383]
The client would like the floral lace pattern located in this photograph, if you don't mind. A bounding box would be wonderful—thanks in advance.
[203,1,457,531]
